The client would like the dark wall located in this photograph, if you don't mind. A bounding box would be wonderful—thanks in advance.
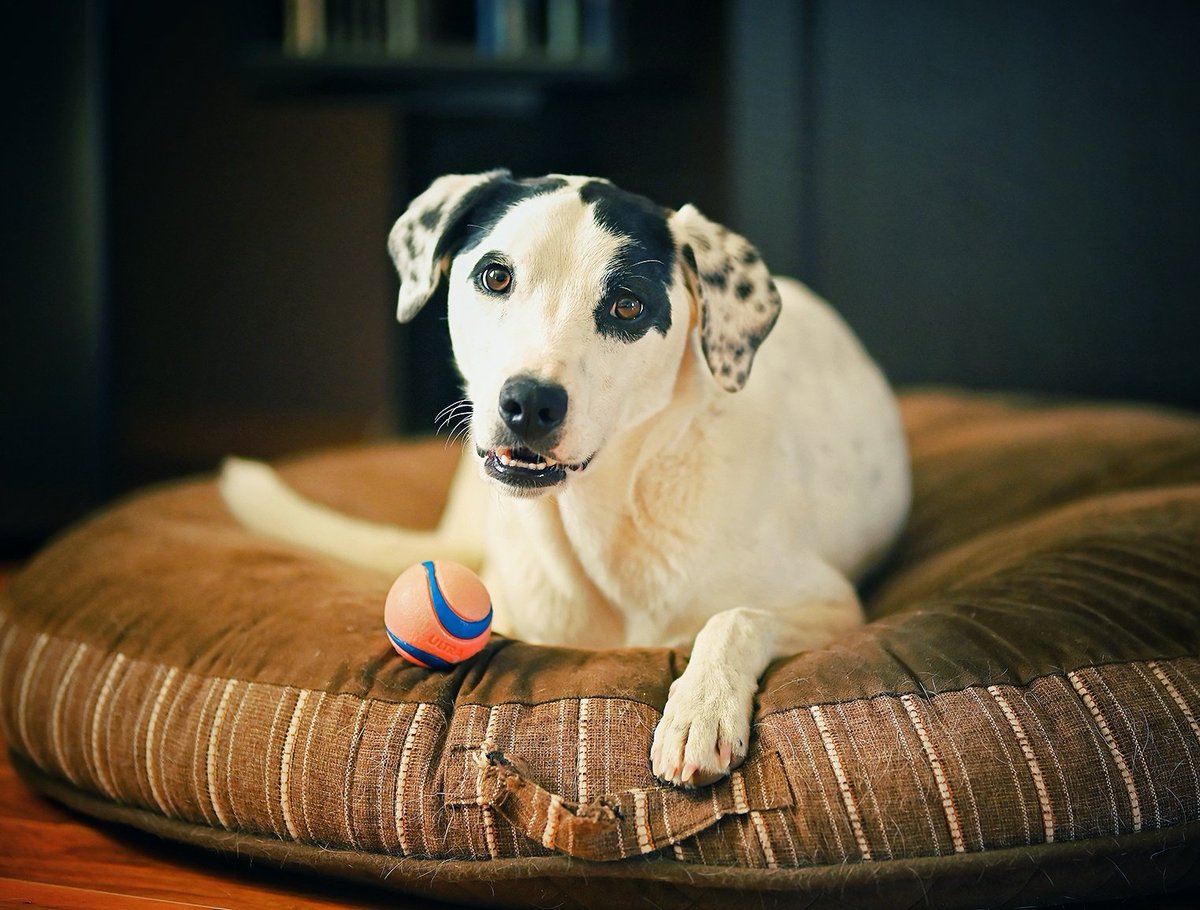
[731,0,1200,408]
[6,0,1198,554]
[106,2,398,481]
[1,2,108,550]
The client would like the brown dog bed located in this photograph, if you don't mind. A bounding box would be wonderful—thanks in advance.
[3,390,1200,909]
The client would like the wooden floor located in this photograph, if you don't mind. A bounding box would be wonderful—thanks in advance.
[0,735,461,909]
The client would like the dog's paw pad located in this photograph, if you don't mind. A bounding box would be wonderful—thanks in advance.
[650,673,751,789]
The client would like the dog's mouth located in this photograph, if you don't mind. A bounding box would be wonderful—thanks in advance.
[478,446,592,491]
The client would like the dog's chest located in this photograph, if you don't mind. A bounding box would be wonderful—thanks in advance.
[484,475,705,648]
[556,471,709,644]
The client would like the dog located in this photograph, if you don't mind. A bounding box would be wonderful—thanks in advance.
[220,170,911,788]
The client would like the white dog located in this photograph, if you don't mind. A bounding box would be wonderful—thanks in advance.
[220,170,910,788]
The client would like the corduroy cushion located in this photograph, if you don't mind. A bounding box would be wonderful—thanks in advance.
[3,390,1200,909]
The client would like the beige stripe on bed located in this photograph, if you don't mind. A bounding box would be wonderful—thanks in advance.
[901,693,967,854]
[1068,670,1142,833]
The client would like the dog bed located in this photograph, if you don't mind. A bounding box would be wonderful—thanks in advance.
[3,390,1200,909]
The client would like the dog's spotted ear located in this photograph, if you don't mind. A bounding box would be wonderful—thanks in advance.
[670,204,782,393]
[388,169,511,323]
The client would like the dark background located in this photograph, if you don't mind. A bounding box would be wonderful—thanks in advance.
[4,0,1198,555]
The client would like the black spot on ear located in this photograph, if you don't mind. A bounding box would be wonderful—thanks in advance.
[740,248,760,265]
[735,280,754,300]
[418,205,443,230]
[682,244,698,274]
[702,270,728,290]
[746,322,774,349]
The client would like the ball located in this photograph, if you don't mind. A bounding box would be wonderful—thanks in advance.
[384,560,493,670]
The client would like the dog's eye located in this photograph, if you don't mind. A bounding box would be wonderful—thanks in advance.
[481,265,513,294]
[611,295,643,321]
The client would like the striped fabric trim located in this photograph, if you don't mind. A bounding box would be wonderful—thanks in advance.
[2,616,1199,867]
[479,706,503,860]
[810,704,872,860]
[901,693,968,854]
[395,701,430,855]
[988,685,1055,844]
[341,699,369,849]
[1068,670,1143,833]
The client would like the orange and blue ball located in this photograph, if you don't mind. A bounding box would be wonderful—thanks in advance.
[384,560,493,669]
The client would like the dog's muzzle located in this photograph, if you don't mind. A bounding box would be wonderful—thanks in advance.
[480,375,591,491]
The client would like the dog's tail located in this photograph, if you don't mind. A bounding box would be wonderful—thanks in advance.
[218,457,481,576]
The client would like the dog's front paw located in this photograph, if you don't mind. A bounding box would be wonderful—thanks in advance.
[650,670,752,788]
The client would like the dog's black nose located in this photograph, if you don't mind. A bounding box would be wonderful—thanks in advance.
[498,376,568,446]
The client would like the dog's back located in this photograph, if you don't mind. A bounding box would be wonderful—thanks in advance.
[742,276,910,579]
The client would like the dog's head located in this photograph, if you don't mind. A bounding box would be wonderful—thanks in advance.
[388,170,781,497]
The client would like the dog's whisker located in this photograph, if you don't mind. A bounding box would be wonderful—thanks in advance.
[436,415,468,436]
[435,398,471,419]
[438,423,471,444]
[444,418,470,435]
[435,399,473,429]
[436,418,470,442]
[435,400,474,448]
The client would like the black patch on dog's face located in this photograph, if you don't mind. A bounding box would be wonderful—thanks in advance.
[433,176,569,265]
[579,181,675,342]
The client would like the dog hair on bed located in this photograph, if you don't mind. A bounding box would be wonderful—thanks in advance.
[220,170,911,787]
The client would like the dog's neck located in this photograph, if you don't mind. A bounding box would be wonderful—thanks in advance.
[543,338,724,642]
[570,329,713,497]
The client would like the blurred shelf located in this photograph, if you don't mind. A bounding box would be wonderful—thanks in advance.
[240,46,627,94]
[238,0,635,101]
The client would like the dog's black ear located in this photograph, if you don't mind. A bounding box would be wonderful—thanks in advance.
[670,204,782,393]
[388,169,512,323]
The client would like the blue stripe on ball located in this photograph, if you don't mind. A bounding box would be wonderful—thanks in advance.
[422,560,493,640]
[384,625,454,670]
